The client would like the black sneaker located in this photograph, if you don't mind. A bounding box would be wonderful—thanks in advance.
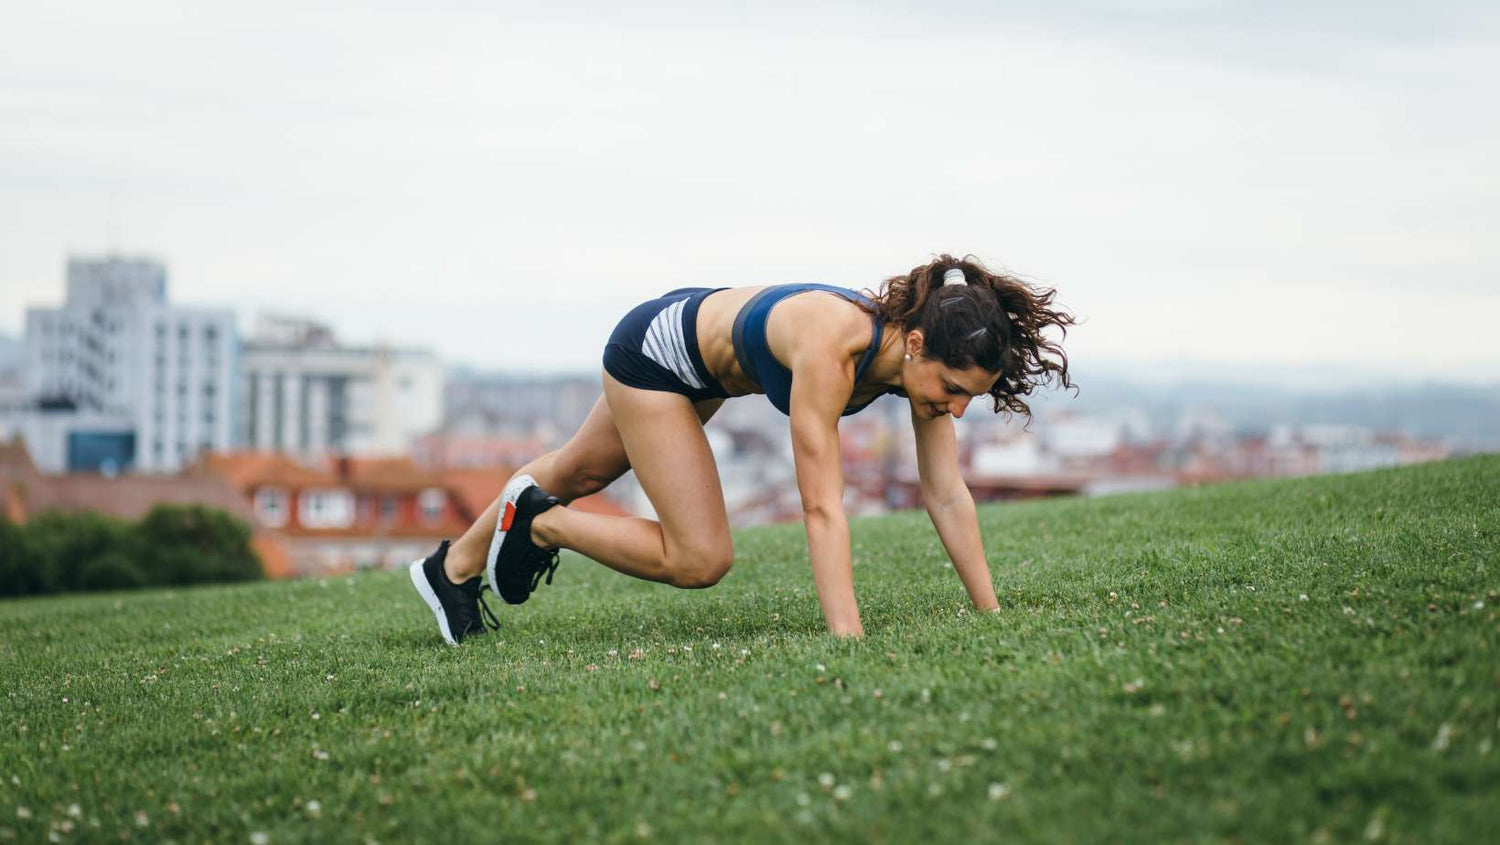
[486,474,563,605]
[408,540,500,645]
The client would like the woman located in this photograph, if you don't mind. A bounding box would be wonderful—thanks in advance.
[410,254,1075,644]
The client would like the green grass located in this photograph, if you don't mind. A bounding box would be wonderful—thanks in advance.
[2,456,1497,844]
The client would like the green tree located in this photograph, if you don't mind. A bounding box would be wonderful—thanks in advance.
[78,551,148,591]
[134,505,263,585]
[0,519,46,597]
[19,511,134,594]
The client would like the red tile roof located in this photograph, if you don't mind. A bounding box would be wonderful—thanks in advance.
[42,474,255,523]
[4,436,254,523]
[193,452,332,491]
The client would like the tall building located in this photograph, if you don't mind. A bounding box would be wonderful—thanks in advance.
[10,255,236,473]
[238,315,442,460]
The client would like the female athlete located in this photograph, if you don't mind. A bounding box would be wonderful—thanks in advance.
[410,254,1075,643]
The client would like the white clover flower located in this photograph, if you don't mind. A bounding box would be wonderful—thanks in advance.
[818,773,835,789]
[988,783,1011,801]
[250,832,270,845]
[1432,724,1452,752]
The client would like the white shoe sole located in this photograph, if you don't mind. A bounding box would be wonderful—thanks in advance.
[486,473,537,601]
[409,559,458,647]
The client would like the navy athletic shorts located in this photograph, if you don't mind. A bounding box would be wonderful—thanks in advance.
[603,287,732,403]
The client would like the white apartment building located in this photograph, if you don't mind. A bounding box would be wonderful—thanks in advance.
[13,255,236,473]
[238,316,442,459]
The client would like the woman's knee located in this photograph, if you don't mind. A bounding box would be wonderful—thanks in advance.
[665,541,734,589]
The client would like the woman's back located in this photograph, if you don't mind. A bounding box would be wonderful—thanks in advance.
[696,284,892,413]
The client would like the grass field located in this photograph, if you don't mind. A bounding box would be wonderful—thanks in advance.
[2,456,1497,843]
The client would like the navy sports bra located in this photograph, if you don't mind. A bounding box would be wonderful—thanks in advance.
[730,283,897,417]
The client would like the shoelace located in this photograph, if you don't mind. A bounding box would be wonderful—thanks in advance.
[528,547,561,592]
[475,590,501,631]
[459,579,502,632]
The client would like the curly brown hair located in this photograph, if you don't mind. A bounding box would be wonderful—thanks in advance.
[855,253,1077,421]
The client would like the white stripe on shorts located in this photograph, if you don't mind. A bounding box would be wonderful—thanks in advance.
[641,298,705,390]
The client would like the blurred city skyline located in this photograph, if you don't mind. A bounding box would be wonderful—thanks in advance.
[4,1,1498,382]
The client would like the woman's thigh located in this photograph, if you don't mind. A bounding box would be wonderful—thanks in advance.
[553,379,722,497]
[600,370,731,564]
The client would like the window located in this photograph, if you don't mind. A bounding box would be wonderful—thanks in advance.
[299,489,355,529]
[254,487,289,528]
[380,495,399,523]
[417,488,446,524]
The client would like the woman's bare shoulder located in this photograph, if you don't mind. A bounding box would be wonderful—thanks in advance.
[775,291,872,360]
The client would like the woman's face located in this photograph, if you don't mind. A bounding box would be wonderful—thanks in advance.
[903,332,1000,420]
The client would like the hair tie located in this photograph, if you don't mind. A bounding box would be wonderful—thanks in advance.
[942,268,966,287]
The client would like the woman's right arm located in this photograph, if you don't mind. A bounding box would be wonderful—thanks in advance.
[788,348,863,637]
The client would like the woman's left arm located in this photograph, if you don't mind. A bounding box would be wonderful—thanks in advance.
[911,407,1000,612]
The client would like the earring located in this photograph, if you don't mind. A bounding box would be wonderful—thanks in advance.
[904,353,911,360]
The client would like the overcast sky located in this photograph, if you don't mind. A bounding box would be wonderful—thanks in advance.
[3,1,1497,384]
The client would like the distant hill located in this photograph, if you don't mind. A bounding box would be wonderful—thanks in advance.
[1033,369,1500,444]
[446,360,1499,446]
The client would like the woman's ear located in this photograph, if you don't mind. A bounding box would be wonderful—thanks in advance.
[905,329,925,358]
